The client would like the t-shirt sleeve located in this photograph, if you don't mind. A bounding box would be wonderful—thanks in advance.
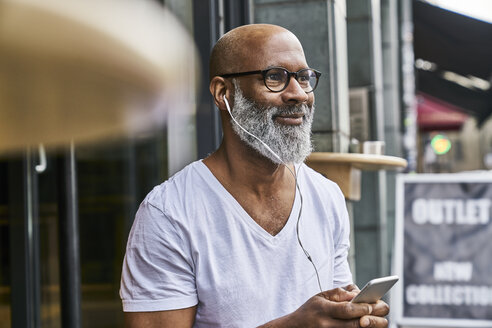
[120,197,198,312]
[332,190,354,288]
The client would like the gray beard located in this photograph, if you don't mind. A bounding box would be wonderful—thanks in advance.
[230,83,314,164]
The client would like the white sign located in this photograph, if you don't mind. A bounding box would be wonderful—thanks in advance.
[393,173,492,327]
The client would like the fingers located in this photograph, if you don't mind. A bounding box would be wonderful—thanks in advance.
[311,288,390,326]
[320,287,357,302]
[343,284,361,292]
[359,301,390,328]
[314,293,373,320]
[359,315,388,328]
[371,300,390,317]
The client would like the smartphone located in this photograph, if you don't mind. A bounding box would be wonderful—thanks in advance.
[350,275,399,303]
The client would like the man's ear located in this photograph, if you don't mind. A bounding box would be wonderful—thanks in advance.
[209,76,233,112]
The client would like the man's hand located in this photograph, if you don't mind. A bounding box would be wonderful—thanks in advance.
[344,283,391,327]
[259,286,390,328]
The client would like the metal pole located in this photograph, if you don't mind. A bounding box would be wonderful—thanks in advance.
[8,151,41,328]
[193,0,222,158]
[57,142,81,328]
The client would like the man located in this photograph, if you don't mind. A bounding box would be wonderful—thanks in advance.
[120,24,390,327]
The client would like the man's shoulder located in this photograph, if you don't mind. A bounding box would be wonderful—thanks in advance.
[144,160,208,207]
[167,159,205,184]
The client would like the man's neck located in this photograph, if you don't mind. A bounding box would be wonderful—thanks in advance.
[203,140,296,197]
[203,138,299,235]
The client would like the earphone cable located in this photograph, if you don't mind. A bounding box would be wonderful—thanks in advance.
[225,96,324,294]
[294,165,323,294]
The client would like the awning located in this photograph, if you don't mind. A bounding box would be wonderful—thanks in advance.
[417,69,491,125]
[417,92,469,132]
[413,0,492,125]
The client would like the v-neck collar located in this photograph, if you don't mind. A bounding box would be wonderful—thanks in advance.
[196,160,302,244]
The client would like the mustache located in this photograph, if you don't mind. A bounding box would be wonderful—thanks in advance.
[261,103,312,117]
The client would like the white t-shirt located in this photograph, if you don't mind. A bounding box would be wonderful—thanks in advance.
[120,160,352,327]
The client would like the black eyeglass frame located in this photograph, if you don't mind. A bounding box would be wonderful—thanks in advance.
[219,67,322,93]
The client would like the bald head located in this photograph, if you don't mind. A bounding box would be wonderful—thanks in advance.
[209,24,306,81]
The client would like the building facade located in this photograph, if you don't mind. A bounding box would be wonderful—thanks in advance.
[0,0,414,326]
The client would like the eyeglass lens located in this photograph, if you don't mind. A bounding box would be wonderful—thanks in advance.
[264,68,318,92]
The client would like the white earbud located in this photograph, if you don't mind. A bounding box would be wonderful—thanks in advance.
[223,95,231,114]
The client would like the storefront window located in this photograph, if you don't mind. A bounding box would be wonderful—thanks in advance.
[76,133,168,327]
[0,131,176,327]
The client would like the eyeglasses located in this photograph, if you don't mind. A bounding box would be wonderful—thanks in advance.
[220,67,321,93]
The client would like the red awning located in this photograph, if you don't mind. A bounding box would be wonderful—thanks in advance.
[414,0,492,125]
[417,92,469,132]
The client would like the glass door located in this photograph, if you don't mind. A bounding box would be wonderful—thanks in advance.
[0,131,171,328]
